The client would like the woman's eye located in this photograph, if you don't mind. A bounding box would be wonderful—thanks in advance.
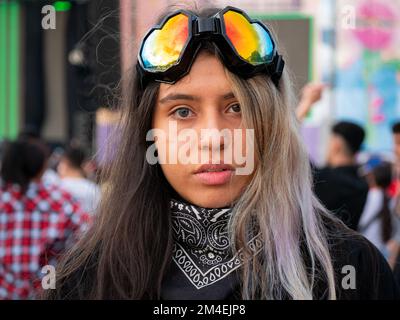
[172,107,193,119]
[227,103,241,113]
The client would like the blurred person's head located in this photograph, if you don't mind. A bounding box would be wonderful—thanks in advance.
[0,139,47,192]
[57,145,86,179]
[327,121,365,167]
[369,162,393,242]
[18,127,51,160]
[362,156,392,189]
[392,122,400,161]
[372,162,392,190]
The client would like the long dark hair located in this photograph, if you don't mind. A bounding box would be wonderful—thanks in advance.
[46,5,230,300]
[0,139,46,193]
[51,78,173,298]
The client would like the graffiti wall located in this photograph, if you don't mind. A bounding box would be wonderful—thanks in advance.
[335,0,400,152]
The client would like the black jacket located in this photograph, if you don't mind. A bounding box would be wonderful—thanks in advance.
[160,228,399,300]
[50,222,400,300]
[313,165,369,230]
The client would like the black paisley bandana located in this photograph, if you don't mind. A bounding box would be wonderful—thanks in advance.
[170,198,263,290]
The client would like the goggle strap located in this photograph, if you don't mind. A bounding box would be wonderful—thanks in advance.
[136,63,149,90]
[270,55,285,88]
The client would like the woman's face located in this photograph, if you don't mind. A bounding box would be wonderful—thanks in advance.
[152,52,255,208]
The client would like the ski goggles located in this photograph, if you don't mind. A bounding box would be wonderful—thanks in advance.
[137,6,285,89]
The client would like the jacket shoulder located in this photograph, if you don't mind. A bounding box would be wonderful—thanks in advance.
[325,222,400,300]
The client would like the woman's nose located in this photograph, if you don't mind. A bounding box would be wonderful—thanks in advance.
[198,112,230,152]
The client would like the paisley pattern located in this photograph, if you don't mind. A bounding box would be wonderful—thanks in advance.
[170,199,263,289]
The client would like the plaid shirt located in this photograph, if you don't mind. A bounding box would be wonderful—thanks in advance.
[0,180,91,299]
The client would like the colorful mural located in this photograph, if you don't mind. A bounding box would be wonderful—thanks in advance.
[336,0,400,152]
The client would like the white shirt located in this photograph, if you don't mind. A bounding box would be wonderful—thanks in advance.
[358,189,388,256]
[358,188,400,258]
[42,169,61,186]
[60,177,100,214]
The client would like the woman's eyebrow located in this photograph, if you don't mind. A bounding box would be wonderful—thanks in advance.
[158,92,236,104]
[158,93,199,104]
[222,92,235,100]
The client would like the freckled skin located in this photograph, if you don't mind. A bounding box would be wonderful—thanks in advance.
[152,52,255,208]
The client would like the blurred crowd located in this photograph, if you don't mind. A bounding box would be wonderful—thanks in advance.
[0,129,100,299]
[298,83,400,280]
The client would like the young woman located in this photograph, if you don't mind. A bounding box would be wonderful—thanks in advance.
[48,5,399,300]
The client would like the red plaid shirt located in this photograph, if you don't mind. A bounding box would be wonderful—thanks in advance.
[0,180,91,299]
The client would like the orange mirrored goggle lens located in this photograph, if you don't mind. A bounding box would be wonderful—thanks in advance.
[223,10,274,65]
[140,10,275,72]
[141,13,189,72]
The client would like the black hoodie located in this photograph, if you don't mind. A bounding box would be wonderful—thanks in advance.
[313,165,369,230]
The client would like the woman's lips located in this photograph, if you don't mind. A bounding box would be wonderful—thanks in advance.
[193,164,235,186]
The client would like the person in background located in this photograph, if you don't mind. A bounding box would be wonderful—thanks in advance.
[57,145,100,214]
[18,127,60,186]
[311,121,368,230]
[296,84,369,230]
[0,138,90,299]
[358,160,400,262]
